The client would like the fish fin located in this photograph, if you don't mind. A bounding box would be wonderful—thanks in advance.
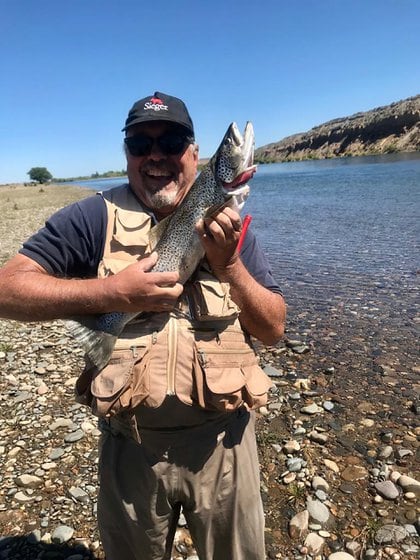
[65,319,117,371]
[149,215,172,251]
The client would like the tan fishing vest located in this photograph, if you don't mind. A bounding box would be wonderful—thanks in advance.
[77,184,272,419]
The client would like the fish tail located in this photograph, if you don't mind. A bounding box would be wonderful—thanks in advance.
[65,319,117,371]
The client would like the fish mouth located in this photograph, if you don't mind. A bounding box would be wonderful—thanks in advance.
[222,164,257,190]
[217,121,257,189]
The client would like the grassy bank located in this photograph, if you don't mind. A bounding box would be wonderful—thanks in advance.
[0,183,93,265]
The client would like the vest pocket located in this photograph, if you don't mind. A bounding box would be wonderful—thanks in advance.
[89,347,149,417]
[192,341,273,412]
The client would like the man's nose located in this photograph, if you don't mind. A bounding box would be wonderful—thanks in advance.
[148,140,166,161]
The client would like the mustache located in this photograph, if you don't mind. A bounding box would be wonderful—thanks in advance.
[142,162,173,175]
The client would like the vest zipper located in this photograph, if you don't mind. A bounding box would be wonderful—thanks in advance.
[197,347,254,368]
[167,316,177,395]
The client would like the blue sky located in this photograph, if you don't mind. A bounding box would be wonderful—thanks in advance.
[1,0,419,183]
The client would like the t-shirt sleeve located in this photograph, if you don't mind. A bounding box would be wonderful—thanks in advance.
[19,194,106,278]
[239,228,283,295]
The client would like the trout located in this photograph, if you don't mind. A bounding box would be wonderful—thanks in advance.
[66,122,256,369]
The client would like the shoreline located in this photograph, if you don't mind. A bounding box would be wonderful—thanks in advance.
[0,184,418,560]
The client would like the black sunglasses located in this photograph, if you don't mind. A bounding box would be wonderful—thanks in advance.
[124,132,194,157]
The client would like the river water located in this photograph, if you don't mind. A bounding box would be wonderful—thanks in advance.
[68,153,420,376]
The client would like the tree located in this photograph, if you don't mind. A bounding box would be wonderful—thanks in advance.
[27,167,53,184]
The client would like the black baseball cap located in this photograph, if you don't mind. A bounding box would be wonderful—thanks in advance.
[122,91,194,137]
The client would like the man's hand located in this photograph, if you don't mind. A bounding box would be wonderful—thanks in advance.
[104,252,183,313]
[196,207,242,278]
[0,253,183,321]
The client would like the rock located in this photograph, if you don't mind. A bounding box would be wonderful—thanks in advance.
[304,532,325,554]
[374,480,400,500]
[322,460,339,475]
[374,524,408,544]
[323,400,335,411]
[287,457,304,472]
[68,486,90,503]
[309,430,328,444]
[397,474,420,495]
[51,525,74,544]
[14,491,36,503]
[306,497,331,525]
[14,474,43,488]
[301,403,323,415]
[263,365,284,377]
[283,440,301,454]
[289,510,309,539]
[283,472,297,484]
[341,465,368,482]
[255,95,420,162]
[312,476,330,493]
[345,541,362,557]
[64,429,85,443]
[328,553,356,560]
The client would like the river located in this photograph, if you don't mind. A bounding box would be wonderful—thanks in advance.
[66,153,420,376]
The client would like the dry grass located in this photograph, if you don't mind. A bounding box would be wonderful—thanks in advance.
[0,183,92,265]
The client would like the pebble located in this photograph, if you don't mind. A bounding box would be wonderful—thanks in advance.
[14,474,43,488]
[324,459,340,473]
[289,510,309,539]
[309,430,328,444]
[341,465,368,481]
[304,532,325,554]
[301,403,323,415]
[64,429,85,442]
[14,491,36,503]
[375,524,408,544]
[68,486,90,503]
[306,497,330,525]
[312,476,330,493]
[397,474,420,494]
[283,439,301,453]
[51,524,75,544]
[328,553,356,560]
[287,457,305,472]
[375,480,400,500]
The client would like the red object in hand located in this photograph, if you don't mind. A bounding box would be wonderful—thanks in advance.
[237,215,252,252]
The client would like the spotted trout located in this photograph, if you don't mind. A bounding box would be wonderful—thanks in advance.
[66,122,256,370]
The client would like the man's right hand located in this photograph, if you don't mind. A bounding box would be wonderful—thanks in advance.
[0,253,183,322]
[104,252,183,313]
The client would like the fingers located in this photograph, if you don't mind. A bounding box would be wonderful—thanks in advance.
[137,251,158,271]
[137,252,180,286]
[203,207,242,243]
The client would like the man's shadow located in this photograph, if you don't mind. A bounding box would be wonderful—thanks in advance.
[0,534,102,559]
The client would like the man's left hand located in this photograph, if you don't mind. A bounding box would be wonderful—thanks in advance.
[195,207,242,276]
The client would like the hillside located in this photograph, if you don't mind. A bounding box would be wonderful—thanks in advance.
[255,95,420,163]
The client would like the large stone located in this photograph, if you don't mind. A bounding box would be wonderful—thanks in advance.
[289,510,309,539]
[397,474,420,495]
[374,524,408,544]
[306,497,330,525]
[52,525,74,544]
[374,480,399,500]
[14,474,43,488]
[304,532,325,554]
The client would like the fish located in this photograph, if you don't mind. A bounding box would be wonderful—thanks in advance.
[66,121,256,370]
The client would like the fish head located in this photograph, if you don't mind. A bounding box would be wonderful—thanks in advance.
[213,121,257,210]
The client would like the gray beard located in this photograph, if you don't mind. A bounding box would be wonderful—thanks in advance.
[146,189,178,209]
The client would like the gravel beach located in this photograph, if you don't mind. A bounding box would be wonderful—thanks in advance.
[0,183,418,560]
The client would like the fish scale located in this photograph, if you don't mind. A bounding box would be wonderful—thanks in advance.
[66,122,256,370]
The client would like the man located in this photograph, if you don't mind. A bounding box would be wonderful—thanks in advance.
[0,92,286,560]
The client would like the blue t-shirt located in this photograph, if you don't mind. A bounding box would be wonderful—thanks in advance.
[20,189,282,295]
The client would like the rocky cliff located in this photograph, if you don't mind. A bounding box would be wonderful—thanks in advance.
[255,95,420,163]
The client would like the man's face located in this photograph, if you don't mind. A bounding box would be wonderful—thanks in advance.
[125,121,198,218]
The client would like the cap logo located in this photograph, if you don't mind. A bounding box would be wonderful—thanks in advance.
[144,96,168,112]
